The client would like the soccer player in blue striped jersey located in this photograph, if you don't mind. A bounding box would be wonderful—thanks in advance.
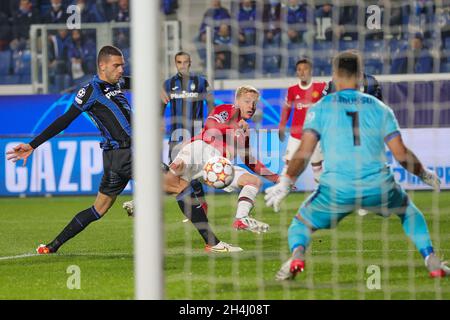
[162,51,214,162]
[7,46,132,254]
[265,50,449,280]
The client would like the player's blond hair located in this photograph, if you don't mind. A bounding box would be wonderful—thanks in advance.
[235,85,260,100]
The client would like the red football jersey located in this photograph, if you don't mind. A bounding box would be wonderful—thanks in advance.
[280,81,326,139]
[192,104,242,157]
[192,104,279,182]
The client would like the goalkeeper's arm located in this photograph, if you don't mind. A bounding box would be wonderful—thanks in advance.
[386,134,440,190]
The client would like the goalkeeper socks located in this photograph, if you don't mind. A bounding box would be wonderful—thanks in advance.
[399,201,434,259]
[235,185,259,219]
[176,186,219,246]
[288,214,312,253]
[47,206,102,252]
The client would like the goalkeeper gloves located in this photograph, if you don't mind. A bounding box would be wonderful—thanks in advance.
[419,169,441,192]
[264,175,295,213]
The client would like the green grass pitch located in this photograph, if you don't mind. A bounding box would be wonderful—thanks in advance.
[0,191,448,299]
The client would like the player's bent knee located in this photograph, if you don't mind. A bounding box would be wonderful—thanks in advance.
[238,173,262,190]
[94,192,117,216]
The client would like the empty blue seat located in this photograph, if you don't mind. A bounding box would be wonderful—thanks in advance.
[0,51,11,75]
[365,60,383,75]
[313,41,333,52]
[339,40,359,51]
[13,50,31,75]
[365,40,384,52]
[19,74,31,84]
[440,62,450,73]
[389,39,408,54]
[0,75,20,84]
[444,37,450,49]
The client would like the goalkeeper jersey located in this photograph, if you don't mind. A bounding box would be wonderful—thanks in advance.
[303,89,400,196]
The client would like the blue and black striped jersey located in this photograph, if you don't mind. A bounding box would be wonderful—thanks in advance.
[73,75,132,150]
[163,72,211,137]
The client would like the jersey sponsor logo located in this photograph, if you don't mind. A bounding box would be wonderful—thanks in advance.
[105,90,122,99]
[296,103,311,110]
[170,91,199,99]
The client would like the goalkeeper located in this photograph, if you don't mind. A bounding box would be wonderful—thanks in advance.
[265,50,449,280]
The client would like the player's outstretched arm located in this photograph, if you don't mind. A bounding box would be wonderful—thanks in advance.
[387,134,440,191]
[6,105,82,167]
[6,143,34,166]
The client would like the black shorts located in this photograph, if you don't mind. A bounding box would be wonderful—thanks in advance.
[99,148,132,196]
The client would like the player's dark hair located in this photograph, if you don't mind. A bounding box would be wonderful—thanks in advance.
[97,45,123,66]
[295,57,313,69]
[333,50,362,79]
[175,51,191,61]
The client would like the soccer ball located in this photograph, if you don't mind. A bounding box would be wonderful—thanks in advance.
[202,156,235,189]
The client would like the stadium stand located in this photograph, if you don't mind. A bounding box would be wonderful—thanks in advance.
[0,0,449,90]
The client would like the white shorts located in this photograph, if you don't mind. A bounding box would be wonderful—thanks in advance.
[173,140,248,192]
[310,142,323,164]
[283,136,301,162]
[283,136,323,164]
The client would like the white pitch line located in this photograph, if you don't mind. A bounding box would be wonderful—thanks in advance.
[0,253,39,261]
[0,252,132,261]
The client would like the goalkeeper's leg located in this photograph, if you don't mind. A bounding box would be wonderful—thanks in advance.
[276,188,351,280]
[397,200,449,277]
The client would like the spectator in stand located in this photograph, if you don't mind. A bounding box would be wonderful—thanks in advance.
[237,0,256,73]
[42,0,69,24]
[389,1,410,39]
[314,2,333,41]
[10,0,40,51]
[263,0,281,46]
[68,29,96,82]
[74,0,105,23]
[198,0,231,43]
[238,0,256,45]
[214,23,231,71]
[286,0,309,45]
[112,0,130,22]
[0,11,12,51]
[391,32,433,74]
[48,29,72,80]
[47,29,72,91]
[102,0,118,21]
[111,0,130,48]
[0,1,13,16]
[336,4,359,40]
[411,0,436,39]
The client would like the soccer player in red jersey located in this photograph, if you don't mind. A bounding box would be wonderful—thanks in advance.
[167,85,279,236]
[279,58,326,182]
